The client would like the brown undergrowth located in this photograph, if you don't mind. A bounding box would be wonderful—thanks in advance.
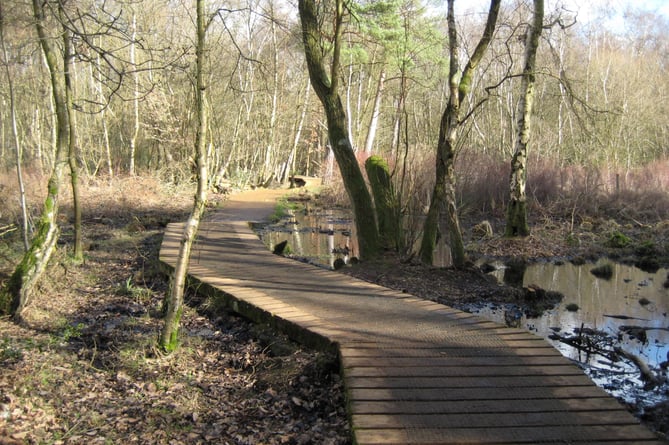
[0,175,350,445]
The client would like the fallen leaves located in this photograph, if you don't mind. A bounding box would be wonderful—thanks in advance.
[0,186,351,445]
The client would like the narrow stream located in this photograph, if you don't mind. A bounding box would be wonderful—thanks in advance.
[256,208,669,409]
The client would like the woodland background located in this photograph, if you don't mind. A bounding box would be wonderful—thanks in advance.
[1,0,668,222]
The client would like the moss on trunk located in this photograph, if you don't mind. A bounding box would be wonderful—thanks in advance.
[365,155,401,250]
[1,0,69,318]
[505,198,530,237]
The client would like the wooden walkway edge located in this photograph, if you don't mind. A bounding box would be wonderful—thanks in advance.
[159,188,665,445]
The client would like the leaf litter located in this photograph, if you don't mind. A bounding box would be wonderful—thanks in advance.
[0,178,350,445]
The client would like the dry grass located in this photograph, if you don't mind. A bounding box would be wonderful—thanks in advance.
[453,154,669,226]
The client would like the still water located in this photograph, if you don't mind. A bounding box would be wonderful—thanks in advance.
[256,208,669,406]
[255,209,358,269]
[470,260,669,406]
[485,261,669,369]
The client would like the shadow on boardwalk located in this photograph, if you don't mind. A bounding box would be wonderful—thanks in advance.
[160,188,665,445]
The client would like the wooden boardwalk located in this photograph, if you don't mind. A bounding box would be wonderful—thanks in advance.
[159,188,664,444]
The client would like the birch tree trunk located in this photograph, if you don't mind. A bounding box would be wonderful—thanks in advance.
[280,79,310,184]
[420,0,500,268]
[0,0,70,318]
[92,37,113,177]
[298,0,379,259]
[160,0,209,353]
[260,5,279,185]
[0,3,29,252]
[364,69,385,156]
[505,0,544,237]
[128,11,139,175]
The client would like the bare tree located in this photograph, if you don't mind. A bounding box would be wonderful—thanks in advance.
[419,0,501,267]
[505,0,544,237]
[298,0,380,259]
[160,0,209,353]
[0,0,71,318]
[0,2,29,252]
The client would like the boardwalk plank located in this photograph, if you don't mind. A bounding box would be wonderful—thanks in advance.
[355,425,660,444]
[348,385,616,401]
[353,410,642,428]
[350,398,632,414]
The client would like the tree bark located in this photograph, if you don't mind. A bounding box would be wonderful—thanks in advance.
[92,36,113,177]
[128,11,139,175]
[298,0,380,259]
[280,79,310,184]
[159,0,209,353]
[364,69,385,155]
[260,4,279,185]
[420,0,500,268]
[505,0,544,237]
[0,0,70,318]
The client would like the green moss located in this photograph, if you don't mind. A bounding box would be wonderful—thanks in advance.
[365,155,400,251]
[160,306,183,353]
[605,231,631,248]
[505,199,530,237]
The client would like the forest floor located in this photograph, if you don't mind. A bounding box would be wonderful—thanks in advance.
[0,178,667,444]
[0,178,349,445]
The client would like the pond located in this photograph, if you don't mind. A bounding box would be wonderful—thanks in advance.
[255,207,669,410]
[466,260,669,408]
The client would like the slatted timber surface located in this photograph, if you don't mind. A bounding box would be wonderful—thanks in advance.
[160,188,664,444]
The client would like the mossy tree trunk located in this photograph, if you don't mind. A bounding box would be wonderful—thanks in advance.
[365,155,400,251]
[159,0,209,353]
[298,0,380,260]
[420,0,500,268]
[0,0,70,318]
[505,0,544,237]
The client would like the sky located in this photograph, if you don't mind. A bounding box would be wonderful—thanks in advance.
[454,0,669,27]
[563,0,669,28]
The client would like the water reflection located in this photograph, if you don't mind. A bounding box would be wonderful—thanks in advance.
[486,260,669,371]
[472,260,669,406]
[257,208,454,268]
[256,209,358,269]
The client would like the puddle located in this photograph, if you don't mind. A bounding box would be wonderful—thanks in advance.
[255,208,453,268]
[255,209,358,269]
[464,259,669,408]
